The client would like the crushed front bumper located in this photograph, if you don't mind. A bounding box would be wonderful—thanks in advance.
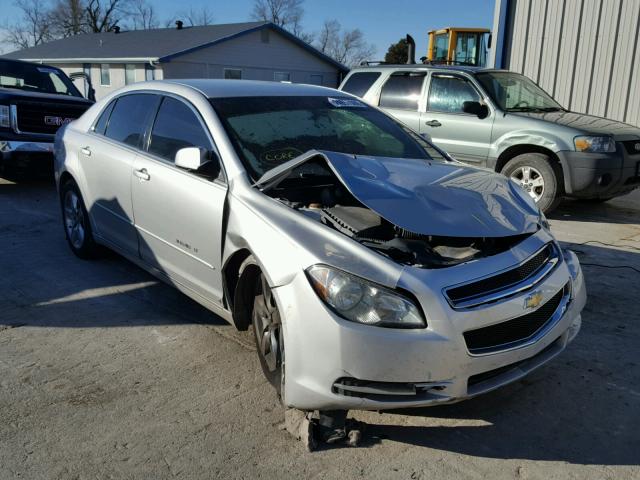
[276,237,586,411]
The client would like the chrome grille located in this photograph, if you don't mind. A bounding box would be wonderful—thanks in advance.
[463,283,570,355]
[444,243,558,309]
[14,100,87,135]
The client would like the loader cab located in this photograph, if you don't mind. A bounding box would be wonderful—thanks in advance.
[427,28,491,67]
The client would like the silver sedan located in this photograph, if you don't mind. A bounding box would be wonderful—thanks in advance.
[54,80,586,414]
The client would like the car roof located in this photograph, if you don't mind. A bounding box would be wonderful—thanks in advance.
[157,79,347,98]
[348,64,506,74]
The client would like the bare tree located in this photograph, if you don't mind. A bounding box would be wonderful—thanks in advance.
[129,0,157,30]
[183,6,214,27]
[251,0,305,35]
[315,19,375,67]
[49,0,87,37]
[85,0,128,32]
[4,0,53,49]
[167,6,214,28]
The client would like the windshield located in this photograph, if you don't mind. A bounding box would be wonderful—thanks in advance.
[210,96,446,180]
[475,71,563,112]
[0,60,83,97]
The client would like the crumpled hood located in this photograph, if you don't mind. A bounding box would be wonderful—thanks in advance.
[258,150,541,238]
[515,111,640,140]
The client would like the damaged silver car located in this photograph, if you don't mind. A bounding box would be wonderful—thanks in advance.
[55,80,586,423]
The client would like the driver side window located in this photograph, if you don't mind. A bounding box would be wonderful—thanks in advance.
[148,96,220,180]
[427,75,481,113]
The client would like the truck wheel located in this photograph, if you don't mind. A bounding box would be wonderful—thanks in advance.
[502,153,562,213]
[60,179,99,259]
[250,266,285,400]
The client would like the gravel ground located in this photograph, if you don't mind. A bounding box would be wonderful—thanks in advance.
[1,178,639,480]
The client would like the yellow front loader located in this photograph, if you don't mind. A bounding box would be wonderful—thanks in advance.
[426,27,491,67]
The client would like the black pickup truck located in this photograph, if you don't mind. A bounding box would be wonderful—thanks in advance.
[1,59,94,177]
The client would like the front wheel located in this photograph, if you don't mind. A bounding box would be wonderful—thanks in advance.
[502,153,562,213]
[251,269,285,400]
[60,180,99,259]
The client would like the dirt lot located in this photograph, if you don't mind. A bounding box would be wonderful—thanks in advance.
[1,178,639,480]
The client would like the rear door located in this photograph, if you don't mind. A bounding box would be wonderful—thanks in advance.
[131,95,227,304]
[377,71,428,132]
[421,72,494,165]
[80,93,158,253]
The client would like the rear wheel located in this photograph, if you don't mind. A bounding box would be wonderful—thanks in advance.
[250,267,285,399]
[502,153,562,213]
[60,180,99,259]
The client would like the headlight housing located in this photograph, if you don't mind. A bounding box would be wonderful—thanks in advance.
[306,265,426,329]
[574,135,616,153]
[0,105,10,129]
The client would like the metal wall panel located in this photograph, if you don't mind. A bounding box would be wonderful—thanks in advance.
[502,0,640,127]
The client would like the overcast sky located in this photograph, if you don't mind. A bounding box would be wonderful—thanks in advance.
[0,0,495,57]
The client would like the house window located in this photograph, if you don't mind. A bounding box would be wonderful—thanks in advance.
[224,68,242,80]
[145,64,156,81]
[100,64,110,86]
[125,64,136,85]
[261,29,270,43]
[309,74,323,86]
[274,72,290,82]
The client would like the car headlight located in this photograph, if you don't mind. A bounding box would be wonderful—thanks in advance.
[574,135,616,153]
[306,265,426,328]
[0,105,10,129]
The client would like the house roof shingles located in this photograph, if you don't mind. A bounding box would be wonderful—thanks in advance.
[2,21,348,71]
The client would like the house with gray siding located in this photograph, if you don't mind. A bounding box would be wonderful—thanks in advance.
[2,21,348,99]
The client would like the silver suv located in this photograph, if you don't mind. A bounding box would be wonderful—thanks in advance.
[339,66,640,212]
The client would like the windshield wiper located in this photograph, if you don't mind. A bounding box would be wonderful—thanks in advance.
[506,106,563,113]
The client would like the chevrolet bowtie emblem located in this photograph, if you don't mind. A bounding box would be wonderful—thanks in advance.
[524,291,544,310]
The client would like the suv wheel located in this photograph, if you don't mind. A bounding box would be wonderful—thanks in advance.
[61,180,99,259]
[502,153,562,213]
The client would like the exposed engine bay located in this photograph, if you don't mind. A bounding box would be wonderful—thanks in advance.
[264,157,533,268]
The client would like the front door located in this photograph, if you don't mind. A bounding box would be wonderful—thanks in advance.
[131,95,227,304]
[421,73,494,165]
[81,93,158,253]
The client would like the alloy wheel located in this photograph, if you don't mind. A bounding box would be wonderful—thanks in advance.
[253,275,282,374]
[63,190,86,249]
[510,165,545,202]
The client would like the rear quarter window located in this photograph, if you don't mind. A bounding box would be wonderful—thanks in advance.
[341,72,381,97]
[379,72,427,111]
[104,94,158,148]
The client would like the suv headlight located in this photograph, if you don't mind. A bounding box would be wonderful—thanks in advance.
[0,105,10,128]
[574,135,616,153]
[306,265,426,328]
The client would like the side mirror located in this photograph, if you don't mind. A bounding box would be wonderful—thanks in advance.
[175,147,221,179]
[175,147,208,170]
[463,101,489,119]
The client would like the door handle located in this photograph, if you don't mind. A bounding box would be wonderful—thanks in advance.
[425,120,442,127]
[134,168,150,181]
[81,146,91,156]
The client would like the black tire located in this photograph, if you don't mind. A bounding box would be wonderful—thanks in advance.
[241,257,285,399]
[501,153,563,213]
[60,179,99,259]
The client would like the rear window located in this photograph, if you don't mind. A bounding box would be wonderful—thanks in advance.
[104,94,158,148]
[379,72,427,111]
[340,72,381,97]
